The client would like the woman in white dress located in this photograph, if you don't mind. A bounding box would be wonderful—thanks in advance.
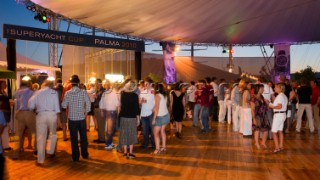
[239,79,252,136]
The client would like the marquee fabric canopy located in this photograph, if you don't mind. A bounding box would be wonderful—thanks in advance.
[31,0,320,45]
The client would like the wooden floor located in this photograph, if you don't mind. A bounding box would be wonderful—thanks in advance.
[3,120,320,180]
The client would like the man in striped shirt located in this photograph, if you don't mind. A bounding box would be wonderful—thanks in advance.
[62,75,91,162]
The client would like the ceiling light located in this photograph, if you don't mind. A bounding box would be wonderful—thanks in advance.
[22,75,31,81]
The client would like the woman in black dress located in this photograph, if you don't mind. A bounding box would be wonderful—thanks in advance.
[170,83,186,138]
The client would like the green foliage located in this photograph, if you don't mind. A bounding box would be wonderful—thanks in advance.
[291,66,316,83]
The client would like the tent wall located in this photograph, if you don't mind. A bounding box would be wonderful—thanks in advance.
[142,53,239,82]
[62,45,135,83]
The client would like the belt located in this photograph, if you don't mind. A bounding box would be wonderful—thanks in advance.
[274,111,286,114]
[37,110,55,113]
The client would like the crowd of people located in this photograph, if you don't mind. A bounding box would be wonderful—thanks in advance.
[0,73,319,168]
[186,74,319,153]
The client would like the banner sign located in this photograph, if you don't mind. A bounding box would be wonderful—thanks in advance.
[3,24,145,51]
[161,42,176,83]
[274,44,290,82]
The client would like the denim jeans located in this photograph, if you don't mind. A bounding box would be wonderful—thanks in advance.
[141,114,155,147]
[116,140,122,150]
[193,104,201,126]
[95,108,105,141]
[290,104,296,128]
[201,106,209,132]
[68,119,88,161]
[104,110,117,146]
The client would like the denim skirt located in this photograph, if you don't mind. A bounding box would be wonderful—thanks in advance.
[155,113,170,126]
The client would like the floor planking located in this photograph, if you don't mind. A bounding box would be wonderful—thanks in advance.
[2,120,320,180]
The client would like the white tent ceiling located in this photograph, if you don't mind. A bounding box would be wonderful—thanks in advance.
[31,0,320,45]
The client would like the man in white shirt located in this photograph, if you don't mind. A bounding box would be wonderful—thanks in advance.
[186,81,196,119]
[28,80,60,166]
[218,79,227,123]
[99,80,120,150]
[139,78,155,148]
[210,77,219,121]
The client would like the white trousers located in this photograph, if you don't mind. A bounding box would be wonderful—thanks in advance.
[232,105,240,131]
[296,104,314,132]
[240,107,252,135]
[36,112,57,163]
[272,113,286,133]
[218,100,226,122]
[226,100,232,124]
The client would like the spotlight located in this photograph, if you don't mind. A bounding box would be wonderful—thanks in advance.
[27,5,36,12]
[34,13,41,20]
[222,49,234,53]
[42,15,47,21]
[34,13,49,23]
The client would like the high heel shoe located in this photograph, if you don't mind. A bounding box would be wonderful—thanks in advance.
[151,149,161,155]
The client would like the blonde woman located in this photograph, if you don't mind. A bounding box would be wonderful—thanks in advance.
[269,83,288,153]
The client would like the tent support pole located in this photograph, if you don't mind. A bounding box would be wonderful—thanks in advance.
[135,51,142,80]
[6,39,16,99]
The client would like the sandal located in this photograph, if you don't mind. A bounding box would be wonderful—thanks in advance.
[160,147,167,153]
[151,149,161,155]
[279,147,284,151]
[273,148,281,153]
